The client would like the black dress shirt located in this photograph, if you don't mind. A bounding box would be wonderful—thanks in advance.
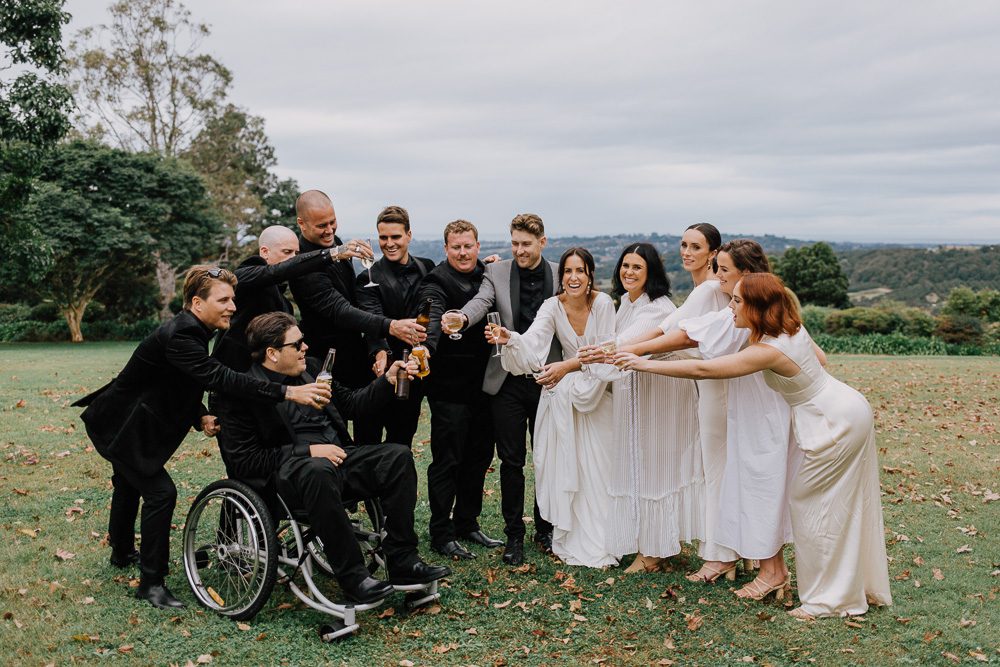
[516,262,547,334]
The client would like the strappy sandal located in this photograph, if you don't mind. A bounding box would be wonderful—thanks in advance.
[624,554,665,574]
[788,607,815,621]
[685,561,737,583]
[734,576,791,601]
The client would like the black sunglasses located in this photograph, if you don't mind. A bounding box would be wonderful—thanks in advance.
[207,267,228,278]
[275,337,306,352]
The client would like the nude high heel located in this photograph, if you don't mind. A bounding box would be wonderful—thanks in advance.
[624,554,665,574]
[735,575,791,601]
[685,561,737,583]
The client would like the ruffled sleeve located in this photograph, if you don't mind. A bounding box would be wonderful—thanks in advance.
[659,280,726,333]
[680,308,749,359]
[500,296,557,376]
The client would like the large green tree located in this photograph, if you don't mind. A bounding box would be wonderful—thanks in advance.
[67,0,231,315]
[183,104,298,262]
[0,0,74,272]
[12,141,221,340]
[773,242,851,308]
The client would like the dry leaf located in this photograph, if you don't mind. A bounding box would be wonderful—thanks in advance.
[377,607,395,619]
[573,614,588,622]
[912,556,925,566]
[663,636,676,650]
[55,549,75,561]
[118,645,133,654]
[941,652,960,664]
[255,632,267,641]
[569,599,582,612]
[196,655,213,664]
[845,620,863,628]
[207,587,224,606]
[432,642,458,654]
[80,597,95,605]
[959,618,977,628]
[237,623,251,631]
[493,599,513,609]
[15,399,26,408]
[932,568,944,581]
[399,661,414,667]
[956,544,972,553]
[685,613,703,632]
[276,602,294,610]
[465,627,478,635]
[13,488,28,496]
[18,528,38,539]
[970,649,988,662]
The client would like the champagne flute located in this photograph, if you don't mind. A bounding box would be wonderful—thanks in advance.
[577,334,599,375]
[442,309,464,340]
[361,237,378,287]
[487,312,502,357]
[531,366,555,396]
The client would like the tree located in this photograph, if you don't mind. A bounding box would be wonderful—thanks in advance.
[11,141,221,340]
[773,242,850,308]
[0,0,74,269]
[942,286,1000,323]
[184,104,283,262]
[67,0,231,315]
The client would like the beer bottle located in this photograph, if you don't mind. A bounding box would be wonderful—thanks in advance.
[316,348,335,388]
[395,350,411,400]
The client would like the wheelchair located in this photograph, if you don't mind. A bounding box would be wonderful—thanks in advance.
[181,478,441,641]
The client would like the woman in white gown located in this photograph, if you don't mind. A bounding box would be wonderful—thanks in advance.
[620,223,738,581]
[617,273,893,619]
[489,248,618,568]
[588,243,704,572]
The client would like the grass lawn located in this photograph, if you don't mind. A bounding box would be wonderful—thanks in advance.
[1,343,997,666]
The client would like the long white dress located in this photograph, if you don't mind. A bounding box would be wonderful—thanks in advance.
[761,328,893,617]
[601,293,705,558]
[658,281,737,563]
[501,292,618,568]
[680,309,797,559]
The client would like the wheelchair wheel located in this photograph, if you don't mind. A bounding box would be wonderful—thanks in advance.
[183,479,278,621]
[307,498,387,577]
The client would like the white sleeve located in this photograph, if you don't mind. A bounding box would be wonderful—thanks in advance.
[680,309,748,359]
[659,281,723,333]
[500,297,557,376]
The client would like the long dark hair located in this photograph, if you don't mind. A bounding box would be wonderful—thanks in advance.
[611,243,671,300]
[556,247,597,303]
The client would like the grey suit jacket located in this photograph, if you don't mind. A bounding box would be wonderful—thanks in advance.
[461,258,562,395]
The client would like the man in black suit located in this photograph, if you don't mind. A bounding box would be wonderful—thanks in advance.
[289,190,426,391]
[74,267,332,609]
[355,205,435,446]
[419,220,503,560]
[215,311,450,604]
[213,225,340,372]
[460,214,561,565]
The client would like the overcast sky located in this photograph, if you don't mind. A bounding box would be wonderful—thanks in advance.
[65,1,1000,243]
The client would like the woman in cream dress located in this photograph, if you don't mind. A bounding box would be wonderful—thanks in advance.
[620,223,738,581]
[590,244,704,572]
[617,273,893,618]
[489,248,618,568]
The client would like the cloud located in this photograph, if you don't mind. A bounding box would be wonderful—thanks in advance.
[65,0,1000,242]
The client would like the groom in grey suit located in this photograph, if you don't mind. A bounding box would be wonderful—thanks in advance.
[461,213,561,565]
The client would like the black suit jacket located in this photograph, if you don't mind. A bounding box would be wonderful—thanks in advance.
[356,255,435,359]
[289,235,392,386]
[73,310,285,476]
[419,260,491,402]
[213,250,333,371]
[214,360,394,490]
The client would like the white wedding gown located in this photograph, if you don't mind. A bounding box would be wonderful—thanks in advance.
[600,293,705,559]
[501,292,618,568]
[762,328,893,617]
[680,309,797,559]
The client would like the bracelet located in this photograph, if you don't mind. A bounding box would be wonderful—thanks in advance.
[330,245,342,261]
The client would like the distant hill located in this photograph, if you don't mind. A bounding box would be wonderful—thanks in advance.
[408,235,998,306]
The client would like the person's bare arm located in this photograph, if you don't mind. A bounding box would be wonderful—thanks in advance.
[615,343,797,380]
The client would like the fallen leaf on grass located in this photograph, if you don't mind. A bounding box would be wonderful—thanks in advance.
[432,642,458,654]
[72,634,99,642]
[399,661,414,667]
[573,614,588,622]
[912,556,924,566]
[959,618,977,628]
[276,603,294,610]
[237,623,251,631]
[493,599,513,608]
[956,544,972,553]
[196,654,213,664]
[13,488,28,496]
[569,599,582,613]
[845,620,863,629]
[969,649,988,662]
[377,607,395,619]
[465,627,478,635]
[685,613,703,632]
[80,597,95,605]
[941,652,960,664]
[15,399,26,408]
[118,645,133,654]
[55,549,75,561]
[932,568,944,580]
[18,528,38,539]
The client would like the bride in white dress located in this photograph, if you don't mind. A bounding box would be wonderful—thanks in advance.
[617,273,893,619]
[488,248,618,568]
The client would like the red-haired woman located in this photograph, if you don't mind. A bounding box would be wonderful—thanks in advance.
[616,273,892,619]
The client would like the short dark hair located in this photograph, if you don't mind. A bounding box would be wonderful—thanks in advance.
[611,243,672,301]
[510,213,544,238]
[556,247,597,303]
[377,205,410,232]
[183,265,237,309]
[718,239,770,274]
[443,219,478,243]
[247,312,297,362]
[685,222,722,252]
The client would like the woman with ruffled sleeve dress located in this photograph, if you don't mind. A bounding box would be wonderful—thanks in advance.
[488,248,618,568]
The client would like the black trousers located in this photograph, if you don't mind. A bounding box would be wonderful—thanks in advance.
[353,382,423,448]
[275,443,419,587]
[108,462,177,585]
[426,395,495,545]
[490,374,553,541]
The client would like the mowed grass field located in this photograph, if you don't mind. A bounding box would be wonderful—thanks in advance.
[0,343,997,666]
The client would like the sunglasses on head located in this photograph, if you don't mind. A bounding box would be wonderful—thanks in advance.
[275,337,307,352]
[207,267,227,278]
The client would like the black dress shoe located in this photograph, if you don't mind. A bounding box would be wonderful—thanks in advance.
[502,538,524,566]
[341,576,394,604]
[135,583,186,609]
[533,530,553,554]
[110,549,140,568]
[433,540,475,560]
[388,560,451,586]
[461,530,504,549]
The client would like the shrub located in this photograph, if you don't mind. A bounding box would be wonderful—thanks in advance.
[934,314,984,345]
[0,303,32,324]
[825,307,897,335]
[801,305,832,335]
[812,332,994,356]
[28,301,61,322]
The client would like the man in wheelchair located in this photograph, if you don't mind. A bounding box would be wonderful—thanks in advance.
[214,311,450,604]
